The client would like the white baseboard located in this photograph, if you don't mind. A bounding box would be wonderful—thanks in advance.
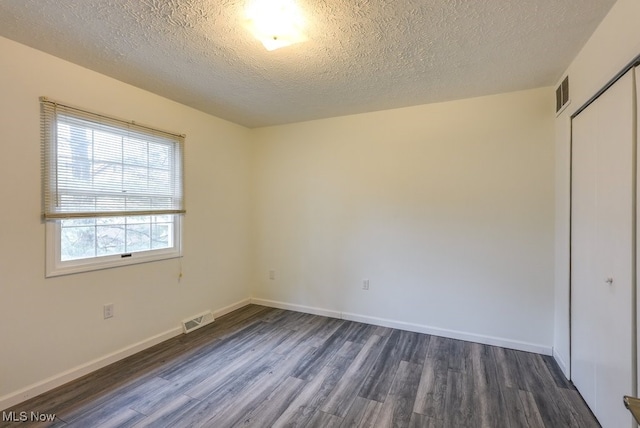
[0,297,252,412]
[251,298,552,356]
[553,347,570,379]
[250,298,342,319]
[214,298,252,318]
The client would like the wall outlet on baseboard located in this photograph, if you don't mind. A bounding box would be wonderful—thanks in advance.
[362,279,370,290]
[103,303,114,319]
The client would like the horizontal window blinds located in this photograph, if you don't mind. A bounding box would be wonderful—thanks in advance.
[41,97,185,219]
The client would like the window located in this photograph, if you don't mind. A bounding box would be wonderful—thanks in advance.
[41,97,185,276]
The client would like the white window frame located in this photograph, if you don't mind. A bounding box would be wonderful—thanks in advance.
[45,216,182,276]
[41,98,185,277]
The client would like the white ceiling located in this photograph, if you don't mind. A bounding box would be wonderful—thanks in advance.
[0,0,616,128]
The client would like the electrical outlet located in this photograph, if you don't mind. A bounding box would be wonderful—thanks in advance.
[269,270,276,280]
[103,303,114,319]
[362,279,370,290]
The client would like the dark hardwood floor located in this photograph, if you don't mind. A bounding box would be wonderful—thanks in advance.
[1,305,599,427]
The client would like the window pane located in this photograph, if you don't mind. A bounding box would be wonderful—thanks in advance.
[152,221,172,249]
[97,216,126,225]
[60,195,96,213]
[126,196,151,212]
[93,162,122,191]
[60,218,176,255]
[149,169,171,194]
[59,216,176,262]
[93,131,122,163]
[61,218,96,227]
[96,225,126,256]
[123,165,149,192]
[127,216,150,224]
[126,224,151,252]
[61,226,96,260]
[95,196,125,213]
[154,214,172,223]
[123,138,148,166]
[149,142,170,168]
[151,197,174,210]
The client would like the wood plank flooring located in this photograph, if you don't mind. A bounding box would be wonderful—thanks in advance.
[0,305,600,427]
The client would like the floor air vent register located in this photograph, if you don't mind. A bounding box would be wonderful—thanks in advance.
[182,311,215,333]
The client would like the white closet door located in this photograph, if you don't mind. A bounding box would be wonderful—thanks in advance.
[571,94,598,408]
[571,69,636,428]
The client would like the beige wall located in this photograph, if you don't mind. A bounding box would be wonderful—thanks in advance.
[553,0,640,376]
[0,37,253,406]
[252,87,555,351]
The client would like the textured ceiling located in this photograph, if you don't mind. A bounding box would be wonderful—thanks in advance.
[0,0,617,127]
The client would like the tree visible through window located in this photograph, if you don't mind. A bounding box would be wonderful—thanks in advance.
[59,215,174,260]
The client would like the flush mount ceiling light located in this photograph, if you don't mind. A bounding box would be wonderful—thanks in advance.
[245,0,307,51]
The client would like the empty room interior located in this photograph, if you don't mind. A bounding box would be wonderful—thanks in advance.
[1,0,640,426]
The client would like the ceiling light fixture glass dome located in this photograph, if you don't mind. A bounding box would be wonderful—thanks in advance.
[245,0,307,51]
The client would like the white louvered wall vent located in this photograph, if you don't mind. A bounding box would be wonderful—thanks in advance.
[182,311,215,334]
[556,76,570,115]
